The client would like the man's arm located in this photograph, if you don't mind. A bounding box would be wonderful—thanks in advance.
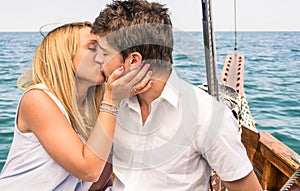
[222,170,262,191]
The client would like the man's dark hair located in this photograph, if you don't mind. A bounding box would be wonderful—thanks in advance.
[92,0,174,70]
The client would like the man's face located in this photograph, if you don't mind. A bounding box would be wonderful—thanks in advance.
[95,37,130,81]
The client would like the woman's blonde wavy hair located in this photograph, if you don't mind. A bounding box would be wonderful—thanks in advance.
[17,21,104,140]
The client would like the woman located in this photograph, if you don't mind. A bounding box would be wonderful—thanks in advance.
[0,21,152,190]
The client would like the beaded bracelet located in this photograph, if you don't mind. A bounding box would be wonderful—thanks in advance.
[101,101,119,110]
[99,106,118,116]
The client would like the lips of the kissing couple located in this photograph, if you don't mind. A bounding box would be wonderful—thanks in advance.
[101,68,109,82]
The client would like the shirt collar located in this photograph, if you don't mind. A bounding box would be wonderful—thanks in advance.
[122,67,181,110]
[159,68,180,108]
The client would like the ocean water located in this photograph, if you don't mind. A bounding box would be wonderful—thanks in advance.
[0,32,299,171]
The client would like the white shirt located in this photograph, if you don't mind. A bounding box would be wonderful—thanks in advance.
[0,84,92,191]
[112,70,253,191]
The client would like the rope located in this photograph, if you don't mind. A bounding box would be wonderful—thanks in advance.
[279,167,300,191]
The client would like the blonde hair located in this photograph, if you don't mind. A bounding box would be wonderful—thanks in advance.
[17,21,104,140]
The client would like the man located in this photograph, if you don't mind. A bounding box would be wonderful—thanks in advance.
[92,0,262,190]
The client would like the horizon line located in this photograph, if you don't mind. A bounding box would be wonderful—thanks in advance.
[1,30,300,33]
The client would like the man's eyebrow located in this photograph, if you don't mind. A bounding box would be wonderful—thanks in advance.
[97,42,108,51]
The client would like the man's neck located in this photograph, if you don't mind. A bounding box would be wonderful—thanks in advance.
[137,71,171,124]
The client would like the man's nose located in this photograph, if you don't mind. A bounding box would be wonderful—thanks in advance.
[95,51,103,64]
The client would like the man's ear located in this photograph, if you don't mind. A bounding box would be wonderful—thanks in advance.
[124,52,142,68]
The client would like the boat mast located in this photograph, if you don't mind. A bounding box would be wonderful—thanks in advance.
[201,0,219,100]
[234,0,238,51]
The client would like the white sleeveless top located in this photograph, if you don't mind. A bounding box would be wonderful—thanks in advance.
[0,84,92,191]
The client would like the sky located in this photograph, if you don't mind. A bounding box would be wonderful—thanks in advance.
[0,0,300,32]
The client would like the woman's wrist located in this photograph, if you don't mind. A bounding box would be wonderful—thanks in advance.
[101,101,119,110]
[99,106,118,116]
[100,93,120,116]
[103,92,120,106]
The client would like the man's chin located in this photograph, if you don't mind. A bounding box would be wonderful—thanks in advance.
[103,67,123,82]
[103,71,109,82]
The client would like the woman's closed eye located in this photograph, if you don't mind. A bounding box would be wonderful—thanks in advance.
[88,44,98,52]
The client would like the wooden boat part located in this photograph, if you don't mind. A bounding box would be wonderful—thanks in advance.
[221,51,245,97]
[243,126,300,190]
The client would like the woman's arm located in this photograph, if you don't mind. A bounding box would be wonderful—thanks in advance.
[18,64,152,182]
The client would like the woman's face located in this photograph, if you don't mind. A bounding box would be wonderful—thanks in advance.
[73,27,105,86]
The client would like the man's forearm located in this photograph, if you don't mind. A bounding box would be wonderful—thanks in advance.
[223,171,262,191]
[89,162,113,191]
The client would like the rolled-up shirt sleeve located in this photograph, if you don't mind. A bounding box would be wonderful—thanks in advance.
[201,107,253,181]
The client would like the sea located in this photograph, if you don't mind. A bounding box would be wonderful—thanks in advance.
[0,31,299,171]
